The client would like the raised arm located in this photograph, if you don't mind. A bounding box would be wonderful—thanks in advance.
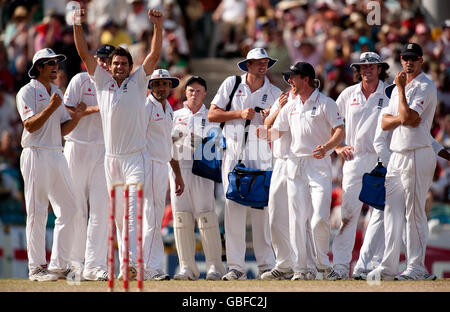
[73,9,96,76]
[143,10,164,75]
[264,92,288,129]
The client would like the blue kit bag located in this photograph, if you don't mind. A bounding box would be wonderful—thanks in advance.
[359,161,387,211]
[226,107,272,209]
[226,163,272,209]
[191,75,241,183]
[192,127,226,183]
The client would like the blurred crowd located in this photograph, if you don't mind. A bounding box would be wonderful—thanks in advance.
[0,0,449,233]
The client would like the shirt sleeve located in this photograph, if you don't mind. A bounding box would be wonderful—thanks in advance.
[92,64,109,88]
[16,87,35,121]
[63,74,82,107]
[57,89,71,124]
[409,82,437,116]
[373,107,392,166]
[335,90,346,118]
[324,98,344,129]
[211,76,235,110]
[272,103,290,132]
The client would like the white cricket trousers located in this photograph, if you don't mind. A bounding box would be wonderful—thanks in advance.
[331,152,379,272]
[20,147,78,274]
[64,141,109,271]
[379,147,435,277]
[142,159,169,273]
[286,156,332,272]
[268,158,294,271]
[104,151,147,274]
[169,167,215,215]
[353,207,385,274]
[222,157,275,274]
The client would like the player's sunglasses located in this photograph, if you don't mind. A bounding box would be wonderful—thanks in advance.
[401,55,420,62]
[42,59,58,66]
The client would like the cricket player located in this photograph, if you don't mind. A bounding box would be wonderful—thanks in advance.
[208,48,279,280]
[268,62,345,280]
[143,69,184,280]
[17,48,86,281]
[329,52,390,280]
[171,76,226,281]
[367,43,438,281]
[73,8,163,279]
[63,44,115,281]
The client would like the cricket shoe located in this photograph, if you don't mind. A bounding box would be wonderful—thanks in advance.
[291,269,316,281]
[222,269,247,281]
[144,269,170,281]
[261,268,294,280]
[394,270,437,281]
[352,269,371,280]
[206,271,222,281]
[49,267,81,281]
[29,265,58,282]
[174,268,197,281]
[366,267,395,281]
[83,268,109,281]
[326,267,349,281]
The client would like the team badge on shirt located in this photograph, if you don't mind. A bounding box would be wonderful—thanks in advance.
[377,98,383,109]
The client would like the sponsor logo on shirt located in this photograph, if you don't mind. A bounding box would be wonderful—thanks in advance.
[262,94,268,104]
[351,98,360,106]
[38,94,46,102]
[84,87,95,96]
[235,89,245,97]
[290,106,299,115]
[416,100,424,109]
[311,107,317,117]
[23,105,32,114]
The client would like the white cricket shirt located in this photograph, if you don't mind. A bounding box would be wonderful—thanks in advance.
[92,65,149,156]
[336,80,389,155]
[388,72,437,152]
[211,74,281,161]
[16,79,70,149]
[373,106,393,166]
[63,72,104,145]
[145,93,174,163]
[270,95,294,159]
[172,103,219,169]
[273,89,344,157]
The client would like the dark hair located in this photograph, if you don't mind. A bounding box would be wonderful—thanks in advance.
[352,64,389,82]
[109,46,133,68]
[185,76,207,91]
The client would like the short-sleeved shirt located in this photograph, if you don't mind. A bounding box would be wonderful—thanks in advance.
[336,80,388,155]
[92,65,149,156]
[388,72,437,152]
[269,95,295,159]
[211,74,281,163]
[145,93,174,164]
[273,89,343,157]
[373,106,393,166]
[63,72,104,145]
[172,103,218,169]
[16,79,70,149]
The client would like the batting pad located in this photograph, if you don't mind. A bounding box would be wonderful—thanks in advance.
[197,211,226,275]
[173,211,199,277]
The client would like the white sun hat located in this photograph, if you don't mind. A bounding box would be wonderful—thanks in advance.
[237,48,277,72]
[28,48,66,78]
[148,69,180,88]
